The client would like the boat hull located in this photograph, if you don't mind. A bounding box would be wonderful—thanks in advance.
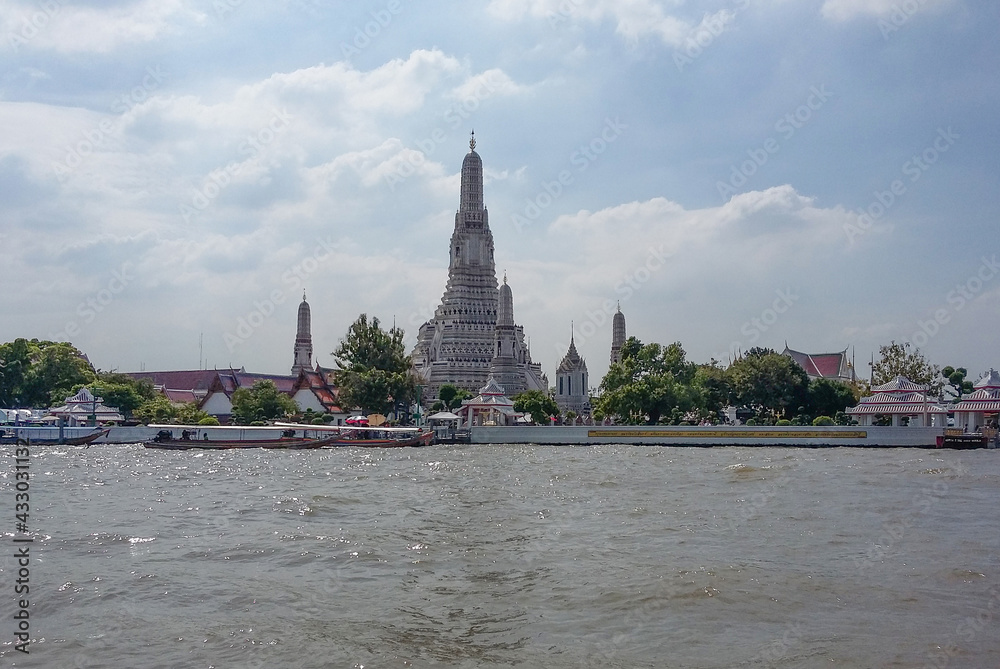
[0,429,108,446]
[326,431,434,448]
[144,435,340,450]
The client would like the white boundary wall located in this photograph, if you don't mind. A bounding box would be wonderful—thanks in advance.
[472,425,946,447]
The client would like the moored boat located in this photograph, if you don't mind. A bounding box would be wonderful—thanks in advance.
[274,422,434,448]
[0,428,108,446]
[143,424,342,450]
[144,433,340,450]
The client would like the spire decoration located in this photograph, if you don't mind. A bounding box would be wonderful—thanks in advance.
[470,129,476,151]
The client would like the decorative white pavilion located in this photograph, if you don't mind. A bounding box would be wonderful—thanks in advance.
[48,388,125,427]
[456,376,518,427]
[845,375,947,427]
[951,369,1000,432]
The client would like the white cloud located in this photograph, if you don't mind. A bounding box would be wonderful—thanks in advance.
[1,0,204,54]
[486,0,731,47]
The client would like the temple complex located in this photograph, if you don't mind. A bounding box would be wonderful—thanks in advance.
[291,292,313,375]
[411,134,546,402]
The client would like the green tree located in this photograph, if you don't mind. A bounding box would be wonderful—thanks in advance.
[0,338,32,407]
[332,314,416,415]
[29,342,97,406]
[595,337,702,425]
[940,366,974,401]
[438,383,472,410]
[806,378,857,420]
[871,341,940,393]
[512,389,560,424]
[727,348,809,421]
[0,339,96,407]
[134,395,177,424]
[79,373,156,420]
[692,361,730,422]
[230,380,298,425]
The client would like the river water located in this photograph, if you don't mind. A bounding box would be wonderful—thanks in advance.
[2,443,999,668]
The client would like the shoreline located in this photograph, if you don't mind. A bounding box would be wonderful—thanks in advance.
[3,424,997,449]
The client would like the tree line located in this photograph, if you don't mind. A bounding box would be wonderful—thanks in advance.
[0,323,967,428]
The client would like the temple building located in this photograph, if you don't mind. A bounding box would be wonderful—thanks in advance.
[411,133,546,402]
[610,303,626,364]
[291,292,313,375]
[951,369,1000,432]
[555,330,589,416]
[845,375,947,427]
[781,345,855,383]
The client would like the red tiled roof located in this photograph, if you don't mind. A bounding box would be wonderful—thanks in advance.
[782,348,852,380]
[233,372,297,393]
[126,369,239,391]
[292,370,343,412]
[163,389,200,404]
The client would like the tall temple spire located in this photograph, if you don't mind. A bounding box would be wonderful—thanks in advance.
[611,303,626,364]
[291,291,313,374]
[459,130,484,215]
[411,139,547,401]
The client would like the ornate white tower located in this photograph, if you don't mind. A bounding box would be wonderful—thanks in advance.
[610,303,626,364]
[411,134,547,403]
[291,291,313,375]
[411,132,499,400]
[555,327,589,416]
[488,273,548,396]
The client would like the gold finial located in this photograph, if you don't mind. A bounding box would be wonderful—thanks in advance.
[470,129,476,151]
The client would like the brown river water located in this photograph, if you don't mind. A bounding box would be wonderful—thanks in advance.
[2,443,998,668]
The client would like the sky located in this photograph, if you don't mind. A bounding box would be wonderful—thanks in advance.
[1,0,998,389]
